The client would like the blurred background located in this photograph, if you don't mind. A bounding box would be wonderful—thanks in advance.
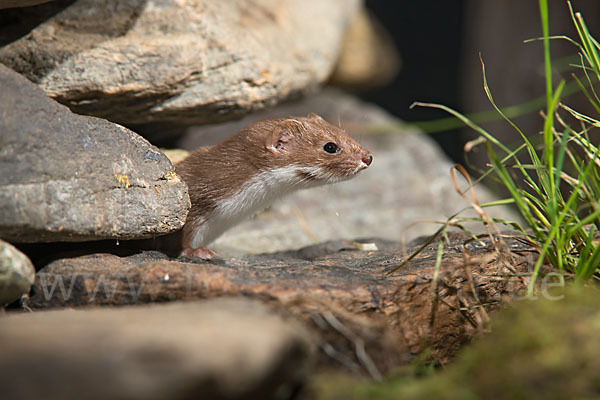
[344,0,600,172]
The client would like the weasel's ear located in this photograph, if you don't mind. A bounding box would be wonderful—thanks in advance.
[308,112,324,121]
[266,119,303,152]
[266,129,292,152]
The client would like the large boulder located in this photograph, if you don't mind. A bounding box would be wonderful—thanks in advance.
[0,298,314,400]
[0,65,189,242]
[0,0,360,127]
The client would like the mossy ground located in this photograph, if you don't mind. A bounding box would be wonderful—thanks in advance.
[308,286,600,400]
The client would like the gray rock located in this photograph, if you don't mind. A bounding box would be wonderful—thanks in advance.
[0,240,35,306]
[0,0,360,127]
[0,298,314,400]
[0,65,190,242]
[0,0,54,9]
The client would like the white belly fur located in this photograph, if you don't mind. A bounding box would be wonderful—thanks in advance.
[189,165,325,248]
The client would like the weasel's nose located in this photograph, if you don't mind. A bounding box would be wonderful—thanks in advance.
[362,155,373,166]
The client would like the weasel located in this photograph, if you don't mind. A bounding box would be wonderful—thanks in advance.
[175,113,372,259]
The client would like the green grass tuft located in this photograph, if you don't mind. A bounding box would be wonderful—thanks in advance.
[402,0,600,293]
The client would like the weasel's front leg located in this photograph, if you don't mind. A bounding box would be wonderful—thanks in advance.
[180,221,217,260]
[180,246,217,260]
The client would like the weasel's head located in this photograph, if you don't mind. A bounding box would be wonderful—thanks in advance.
[262,113,372,185]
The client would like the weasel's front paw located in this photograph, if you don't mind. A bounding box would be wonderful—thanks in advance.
[180,246,217,260]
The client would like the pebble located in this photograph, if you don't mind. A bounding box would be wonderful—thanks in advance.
[0,240,35,306]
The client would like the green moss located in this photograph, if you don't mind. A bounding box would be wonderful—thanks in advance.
[451,287,600,400]
[310,287,600,400]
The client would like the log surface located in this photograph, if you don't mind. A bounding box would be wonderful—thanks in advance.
[29,236,539,373]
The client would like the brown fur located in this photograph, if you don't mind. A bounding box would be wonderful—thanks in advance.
[175,113,372,256]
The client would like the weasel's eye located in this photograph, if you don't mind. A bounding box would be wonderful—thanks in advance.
[323,142,339,154]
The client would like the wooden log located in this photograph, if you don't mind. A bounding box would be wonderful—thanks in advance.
[29,235,542,374]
